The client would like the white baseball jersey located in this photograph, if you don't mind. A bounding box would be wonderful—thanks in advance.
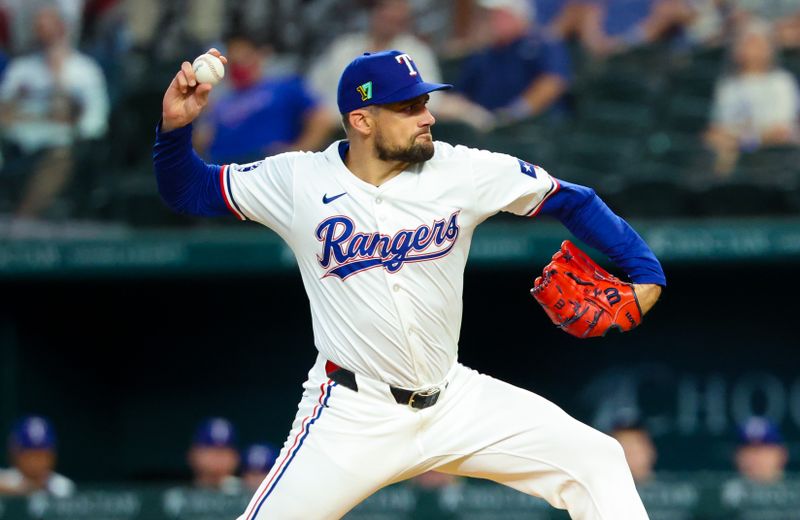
[0,468,75,498]
[219,141,557,389]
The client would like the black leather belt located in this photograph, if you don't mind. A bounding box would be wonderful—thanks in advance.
[325,360,444,410]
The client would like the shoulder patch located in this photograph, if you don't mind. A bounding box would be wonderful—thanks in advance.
[518,159,538,178]
[231,160,264,173]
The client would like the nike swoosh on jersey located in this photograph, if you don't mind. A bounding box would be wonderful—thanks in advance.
[322,192,348,204]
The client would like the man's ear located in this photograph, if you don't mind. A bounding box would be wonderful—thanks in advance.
[348,109,374,136]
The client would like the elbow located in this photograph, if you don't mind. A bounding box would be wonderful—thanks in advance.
[154,171,192,215]
[156,186,189,215]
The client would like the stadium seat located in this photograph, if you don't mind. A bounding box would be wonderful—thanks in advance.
[574,98,655,138]
[557,131,641,177]
[660,94,710,134]
[693,182,792,216]
[605,179,693,218]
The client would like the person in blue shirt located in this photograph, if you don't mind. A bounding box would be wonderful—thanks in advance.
[547,0,694,56]
[456,0,571,125]
[194,32,334,165]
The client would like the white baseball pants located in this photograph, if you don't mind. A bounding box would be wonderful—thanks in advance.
[238,355,649,520]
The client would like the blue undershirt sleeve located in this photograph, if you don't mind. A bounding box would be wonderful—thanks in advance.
[540,179,667,286]
[152,121,230,217]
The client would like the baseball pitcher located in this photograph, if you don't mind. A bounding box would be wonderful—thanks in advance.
[153,48,665,519]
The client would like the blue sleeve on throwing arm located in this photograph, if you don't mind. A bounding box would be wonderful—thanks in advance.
[152,122,230,217]
[540,179,667,286]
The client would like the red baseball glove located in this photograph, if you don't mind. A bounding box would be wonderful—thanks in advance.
[531,240,642,338]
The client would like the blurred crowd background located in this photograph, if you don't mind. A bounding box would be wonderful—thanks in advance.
[0,0,800,228]
[0,0,799,519]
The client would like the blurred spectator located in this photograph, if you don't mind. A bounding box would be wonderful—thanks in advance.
[610,419,701,519]
[534,0,569,28]
[733,416,788,484]
[4,0,85,53]
[549,0,695,56]
[80,0,130,103]
[728,0,800,48]
[241,443,278,492]
[0,416,75,497]
[125,0,224,62]
[0,4,109,219]
[705,20,800,175]
[684,0,725,46]
[194,31,333,164]
[413,471,461,519]
[308,0,494,132]
[610,420,657,484]
[414,470,460,490]
[455,0,571,125]
[309,0,443,114]
[720,417,799,519]
[188,417,241,493]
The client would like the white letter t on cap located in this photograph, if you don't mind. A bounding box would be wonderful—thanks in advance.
[395,53,418,76]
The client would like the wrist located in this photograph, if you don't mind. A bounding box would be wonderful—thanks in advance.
[633,283,661,315]
[160,117,180,133]
[159,118,191,135]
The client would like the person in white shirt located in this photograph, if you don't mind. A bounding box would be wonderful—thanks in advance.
[0,416,75,498]
[0,4,109,219]
[705,20,800,175]
[728,0,800,47]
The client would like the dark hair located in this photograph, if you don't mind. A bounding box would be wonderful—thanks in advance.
[611,418,647,434]
[223,29,269,48]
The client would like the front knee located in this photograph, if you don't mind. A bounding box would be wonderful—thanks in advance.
[572,430,629,480]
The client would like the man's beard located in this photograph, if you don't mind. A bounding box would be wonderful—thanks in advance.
[374,129,434,164]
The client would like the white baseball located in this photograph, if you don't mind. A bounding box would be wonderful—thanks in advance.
[192,54,225,85]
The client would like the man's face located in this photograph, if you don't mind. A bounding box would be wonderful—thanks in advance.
[371,0,411,41]
[486,8,528,45]
[34,7,66,47]
[13,449,56,483]
[226,38,264,90]
[735,31,773,71]
[189,446,240,486]
[613,429,656,484]
[736,444,788,483]
[371,94,435,163]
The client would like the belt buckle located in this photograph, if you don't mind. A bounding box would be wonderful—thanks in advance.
[408,387,440,409]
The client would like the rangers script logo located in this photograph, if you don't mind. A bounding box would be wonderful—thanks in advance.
[315,211,460,280]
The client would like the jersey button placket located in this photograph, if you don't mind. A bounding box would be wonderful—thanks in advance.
[374,195,387,229]
[375,194,426,384]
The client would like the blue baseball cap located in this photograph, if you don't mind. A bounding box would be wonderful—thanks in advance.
[243,443,278,473]
[737,417,783,445]
[193,418,237,448]
[9,416,56,450]
[337,50,452,114]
